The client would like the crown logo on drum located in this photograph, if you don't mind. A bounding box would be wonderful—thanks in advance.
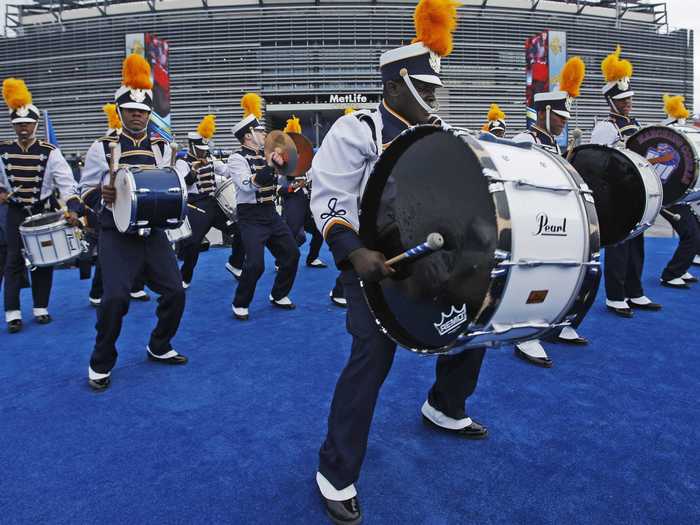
[433,304,468,336]
[429,51,441,74]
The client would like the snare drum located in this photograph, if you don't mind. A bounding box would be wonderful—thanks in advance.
[19,211,86,267]
[166,216,192,243]
[569,145,663,246]
[113,166,187,234]
[626,125,700,205]
[359,126,600,354]
[214,177,238,222]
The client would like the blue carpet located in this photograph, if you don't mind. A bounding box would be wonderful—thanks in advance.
[1,237,699,524]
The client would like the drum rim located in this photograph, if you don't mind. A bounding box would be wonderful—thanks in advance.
[359,125,513,355]
[627,124,699,206]
[19,211,71,233]
[113,166,138,233]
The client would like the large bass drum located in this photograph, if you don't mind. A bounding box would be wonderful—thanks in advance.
[359,126,601,355]
[626,125,700,205]
[569,145,662,246]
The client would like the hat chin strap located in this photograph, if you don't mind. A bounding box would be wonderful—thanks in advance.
[545,105,552,134]
[399,69,438,115]
[248,126,263,149]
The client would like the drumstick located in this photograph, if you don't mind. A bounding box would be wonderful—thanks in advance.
[108,142,118,186]
[385,233,444,267]
[169,140,179,168]
[659,208,682,222]
[565,128,583,162]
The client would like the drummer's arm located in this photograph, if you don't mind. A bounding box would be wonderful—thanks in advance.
[175,158,195,186]
[310,115,373,270]
[80,141,110,205]
[590,122,618,146]
[47,148,82,215]
[227,154,258,194]
[0,160,9,202]
[212,159,227,177]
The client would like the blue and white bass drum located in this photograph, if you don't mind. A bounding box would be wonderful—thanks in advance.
[112,167,187,234]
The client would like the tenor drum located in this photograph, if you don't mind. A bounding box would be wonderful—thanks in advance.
[214,177,238,222]
[359,126,600,355]
[626,125,700,205]
[19,211,86,267]
[569,145,662,246]
[113,167,187,234]
[166,216,192,242]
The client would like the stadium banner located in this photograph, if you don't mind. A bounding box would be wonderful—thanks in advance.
[525,30,568,146]
[124,33,172,141]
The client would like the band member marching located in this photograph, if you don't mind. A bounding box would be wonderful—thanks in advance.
[174,114,231,288]
[483,103,507,138]
[85,103,150,307]
[657,94,700,288]
[590,46,661,317]
[0,78,81,333]
[310,2,487,522]
[280,115,326,269]
[80,54,188,391]
[228,93,300,320]
[511,56,589,367]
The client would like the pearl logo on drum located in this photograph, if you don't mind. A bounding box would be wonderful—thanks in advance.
[433,304,468,336]
[533,213,567,237]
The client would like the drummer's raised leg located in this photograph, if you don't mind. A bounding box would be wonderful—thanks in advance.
[179,202,212,287]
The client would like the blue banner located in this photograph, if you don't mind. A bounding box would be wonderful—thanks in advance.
[44,110,59,147]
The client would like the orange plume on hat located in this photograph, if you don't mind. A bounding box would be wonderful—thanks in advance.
[601,45,633,83]
[241,93,263,119]
[102,103,122,130]
[122,53,153,90]
[283,115,302,134]
[663,94,689,120]
[2,78,32,110]
[487,103,505,122]
[197,114,216,139]
[344,107,356,115]
[412,0,462,57]
[559,56,586,98]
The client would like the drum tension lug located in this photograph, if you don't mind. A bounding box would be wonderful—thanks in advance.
[136,188,152,194]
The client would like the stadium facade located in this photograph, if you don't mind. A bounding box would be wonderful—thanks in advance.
[0,0,694,154]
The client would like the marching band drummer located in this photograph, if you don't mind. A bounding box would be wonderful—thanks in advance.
[590,46,662,317]
[80,54,187,391]
[0,78,81,334]
[483,103,507,138]
[310,2,487,523]
[511,57,589,368]
[174,114,231,288]
[657,94,700,288]
[228,93,299,321]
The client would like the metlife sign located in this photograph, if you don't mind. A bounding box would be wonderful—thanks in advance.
[327,93,371,104]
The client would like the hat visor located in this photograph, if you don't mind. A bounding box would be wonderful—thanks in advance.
[194,144,210,150]
[409,74,443,87]
[552,109,571,119]
[11,117,38,124]
[612,91,634,100]
[119,102,152,111]
[254,125,265,131]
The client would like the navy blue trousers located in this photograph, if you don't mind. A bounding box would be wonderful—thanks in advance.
[4,204,51,313]
[180,196,232,284]
[283,190,324,263]
[227,222,245,270]
[319,271,486,490]
[233,205,300,308]
[90,227,185,374]
[604,233,645,301]
[661,204,700,281]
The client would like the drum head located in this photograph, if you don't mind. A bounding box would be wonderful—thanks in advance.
[20,211,65,230]
[360,126,498,353]
[627,125,698,205]
[113,168,136,233]
[569,145,645,246]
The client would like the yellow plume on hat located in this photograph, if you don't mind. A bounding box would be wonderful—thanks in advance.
[487,103,505,122]
[412,0,462,57]
[559,56,586,98]
[241,93,263,119]
[344,107,356,115]
[601,45,633,83]
[197,114,216,139]
[122,54,153,90]
[663,94,689,120]
[102,103,122,130]
[283,115,302,134]
[2,78,32,110]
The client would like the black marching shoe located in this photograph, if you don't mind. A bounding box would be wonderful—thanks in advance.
[660,277,689,289]
[514,345,553,368]
[422,415,489,439]
[321,495,362,525]
[628,300,662,311]
[682,273,698,283]
[35,314,52,324]
[269,295,296,310]
[306,258,328,269]
[146,348,188,365]
[606,305,633,318]
[556,334,588,346]
[88,376,111,391]
[7,319,22,333]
